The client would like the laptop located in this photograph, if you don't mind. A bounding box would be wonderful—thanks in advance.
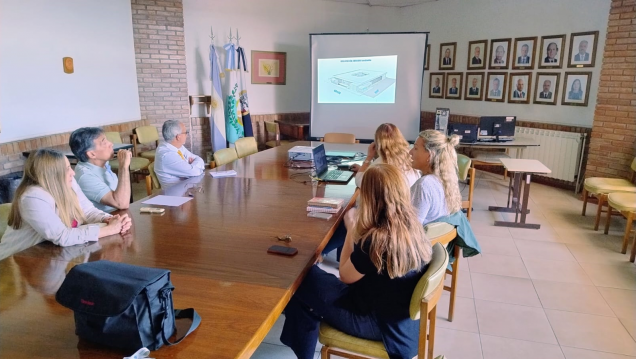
[312,144,355,183]
[326,151,357,158]
[448,123,478,144]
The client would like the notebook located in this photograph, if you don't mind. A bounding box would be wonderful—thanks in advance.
[312,144,354,183]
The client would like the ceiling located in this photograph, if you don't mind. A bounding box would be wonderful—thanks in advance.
[321,0,437,7]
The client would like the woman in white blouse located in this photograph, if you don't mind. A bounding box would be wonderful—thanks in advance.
[2,149,131,247]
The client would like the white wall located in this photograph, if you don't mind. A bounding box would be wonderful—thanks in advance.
[183,0,399,116]
[0,0,141,143]
[402,0,610,127]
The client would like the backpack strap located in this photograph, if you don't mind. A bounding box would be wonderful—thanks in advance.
[161,308,201,346]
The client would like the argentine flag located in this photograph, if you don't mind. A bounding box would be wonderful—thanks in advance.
[209,45,226,151]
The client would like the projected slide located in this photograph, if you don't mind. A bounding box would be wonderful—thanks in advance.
[318,55,397,104]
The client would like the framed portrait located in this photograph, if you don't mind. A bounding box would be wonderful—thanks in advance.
[464,72,485,101]
[485,72,508,102]
[444,72,463,100]
[533,72,560,105]
[429,72,445,98]
[425,44,430,70]
[562,72,592,106]
[439,42,457,70]
[568,31,599,68]
[538,34,566,69]
[508,72,532,104]
[489,38,511,69]
[467,40,488,70]
[512,37,537,70]
[251,51,287,85]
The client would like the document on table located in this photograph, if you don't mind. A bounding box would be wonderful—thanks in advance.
[142,195,193,207]
[210,170,237,178]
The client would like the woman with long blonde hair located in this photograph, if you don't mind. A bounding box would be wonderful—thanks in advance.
[281,164,432,359]
[2,149,131,247]
[409,129,462,224]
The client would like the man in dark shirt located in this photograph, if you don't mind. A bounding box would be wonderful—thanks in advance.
[442,48,452,66]
[448,78,458,95]
[432,77,441,93]
[469,78,479,95]
[472,46,482,65]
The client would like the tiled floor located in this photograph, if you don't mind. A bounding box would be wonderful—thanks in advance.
[133,171,636,358]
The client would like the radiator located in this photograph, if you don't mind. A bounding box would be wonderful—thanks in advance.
[509,127,585,182]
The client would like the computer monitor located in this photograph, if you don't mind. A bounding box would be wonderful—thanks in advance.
[448,122,478,144]
[478,116,516,141]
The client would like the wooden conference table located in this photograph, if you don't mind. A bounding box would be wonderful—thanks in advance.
[0,141,367,359]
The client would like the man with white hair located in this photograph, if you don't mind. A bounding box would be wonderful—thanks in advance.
[154,120,205,187]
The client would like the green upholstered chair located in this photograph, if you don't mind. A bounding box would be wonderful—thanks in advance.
[235,137,258,158]
[319,243,449,359]
[264,121,291,148]
[104,132,150,175]
[604,192,636,263]
[145,162,161,196]
[132,126,160,162]
[322,132,358,144]
[213,148,239,167]
[425,222,460,322]
[583,157,636,231]
[470,150,508,180]
[457,154,475,221]
[0,203,12,241]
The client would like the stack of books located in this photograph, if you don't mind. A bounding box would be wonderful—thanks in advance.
[307,197,344,213]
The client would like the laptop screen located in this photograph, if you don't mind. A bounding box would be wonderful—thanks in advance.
[312,144,328,174]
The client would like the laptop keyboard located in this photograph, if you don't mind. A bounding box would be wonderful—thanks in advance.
[323,170,343,180]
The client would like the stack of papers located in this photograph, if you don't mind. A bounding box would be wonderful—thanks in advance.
[142,195,193,207]
[210,170,237,178]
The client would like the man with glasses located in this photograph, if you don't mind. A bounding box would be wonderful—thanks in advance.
[155,120,205,188]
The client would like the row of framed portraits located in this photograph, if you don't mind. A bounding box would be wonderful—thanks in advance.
[424,31,599,71]
[429,71,592,106]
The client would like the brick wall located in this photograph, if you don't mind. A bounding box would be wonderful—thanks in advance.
[587,0,636,179]
[130,0,207,156]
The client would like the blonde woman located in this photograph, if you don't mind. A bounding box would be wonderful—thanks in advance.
[352,123,420,187]
[281,164,432,359]
[409,130,462,224]
[2,149,131,248]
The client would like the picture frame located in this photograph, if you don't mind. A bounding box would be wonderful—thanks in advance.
[425,44,430,70]
[512,37,537,70]
[429,72,445,98]
[538,34,566,69]
[485,72,508,102]
[508,72,532,104]
[251,51,287,85]
[568,31,599,68]
[533,72,560,106]
[464,72,485,101]
[489,38,512,69]
[467,40,488,70]
[439,42,457,70]
[562,72,592,106]
[444,72,463,100]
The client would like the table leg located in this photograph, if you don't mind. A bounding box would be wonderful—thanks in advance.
[130,170,134,203]
[489,172,529,215]
[494,172,541,229]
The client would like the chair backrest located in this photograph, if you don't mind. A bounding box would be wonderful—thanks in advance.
[134,126,160,144]
[214,148,239,167]
[0,203,12,240]
[104,132,123,145]
[424,222,457,246]
[264,121,278,135]
[148,162,160,189]
[323,132,356,144]
[457,154,472,181]
[409,243,449,319]
[235,137,258,158]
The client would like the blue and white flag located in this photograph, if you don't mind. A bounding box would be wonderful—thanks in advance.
[209,45,226,152]
[223,42,243,144]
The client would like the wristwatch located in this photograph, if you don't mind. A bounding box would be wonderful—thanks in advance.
[363,159,372,164]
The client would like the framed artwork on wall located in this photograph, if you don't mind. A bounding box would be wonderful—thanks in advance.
[485,72,508,102]
[429,72,445,98]
[512,37,537,70]
[533,72,560,105]
[508,72,532,104]
[439,42,457,70]
[538,34,566,69]
[444,72,463,100]
[467,40,488,70]
[464,72,485,101]
[562,72,592,106]
[568,31,599,68]
[489,38,511,69]
[251,51,287,85]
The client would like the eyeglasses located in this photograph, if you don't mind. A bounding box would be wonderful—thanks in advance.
[276,234,292,243]
[181,131,190,135]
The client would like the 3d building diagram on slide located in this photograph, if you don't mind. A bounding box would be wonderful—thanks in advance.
[329,70,395,98]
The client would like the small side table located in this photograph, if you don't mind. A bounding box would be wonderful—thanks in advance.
[489,159,551,229]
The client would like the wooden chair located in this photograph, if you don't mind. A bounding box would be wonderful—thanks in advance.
[131,126,160,162]
[604,192,636,262]
[145,162,161,196]
[457,154,475,221]
[104,132,150,180]
[213,148,239,167]
[235,137,258,158]
[583,157,636,231]
[424,222,459,322]
[470,150,508,180]
[319,243,449,359]
[321,132,358,144]
[264,121,291,148]
[0,203,12,241]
